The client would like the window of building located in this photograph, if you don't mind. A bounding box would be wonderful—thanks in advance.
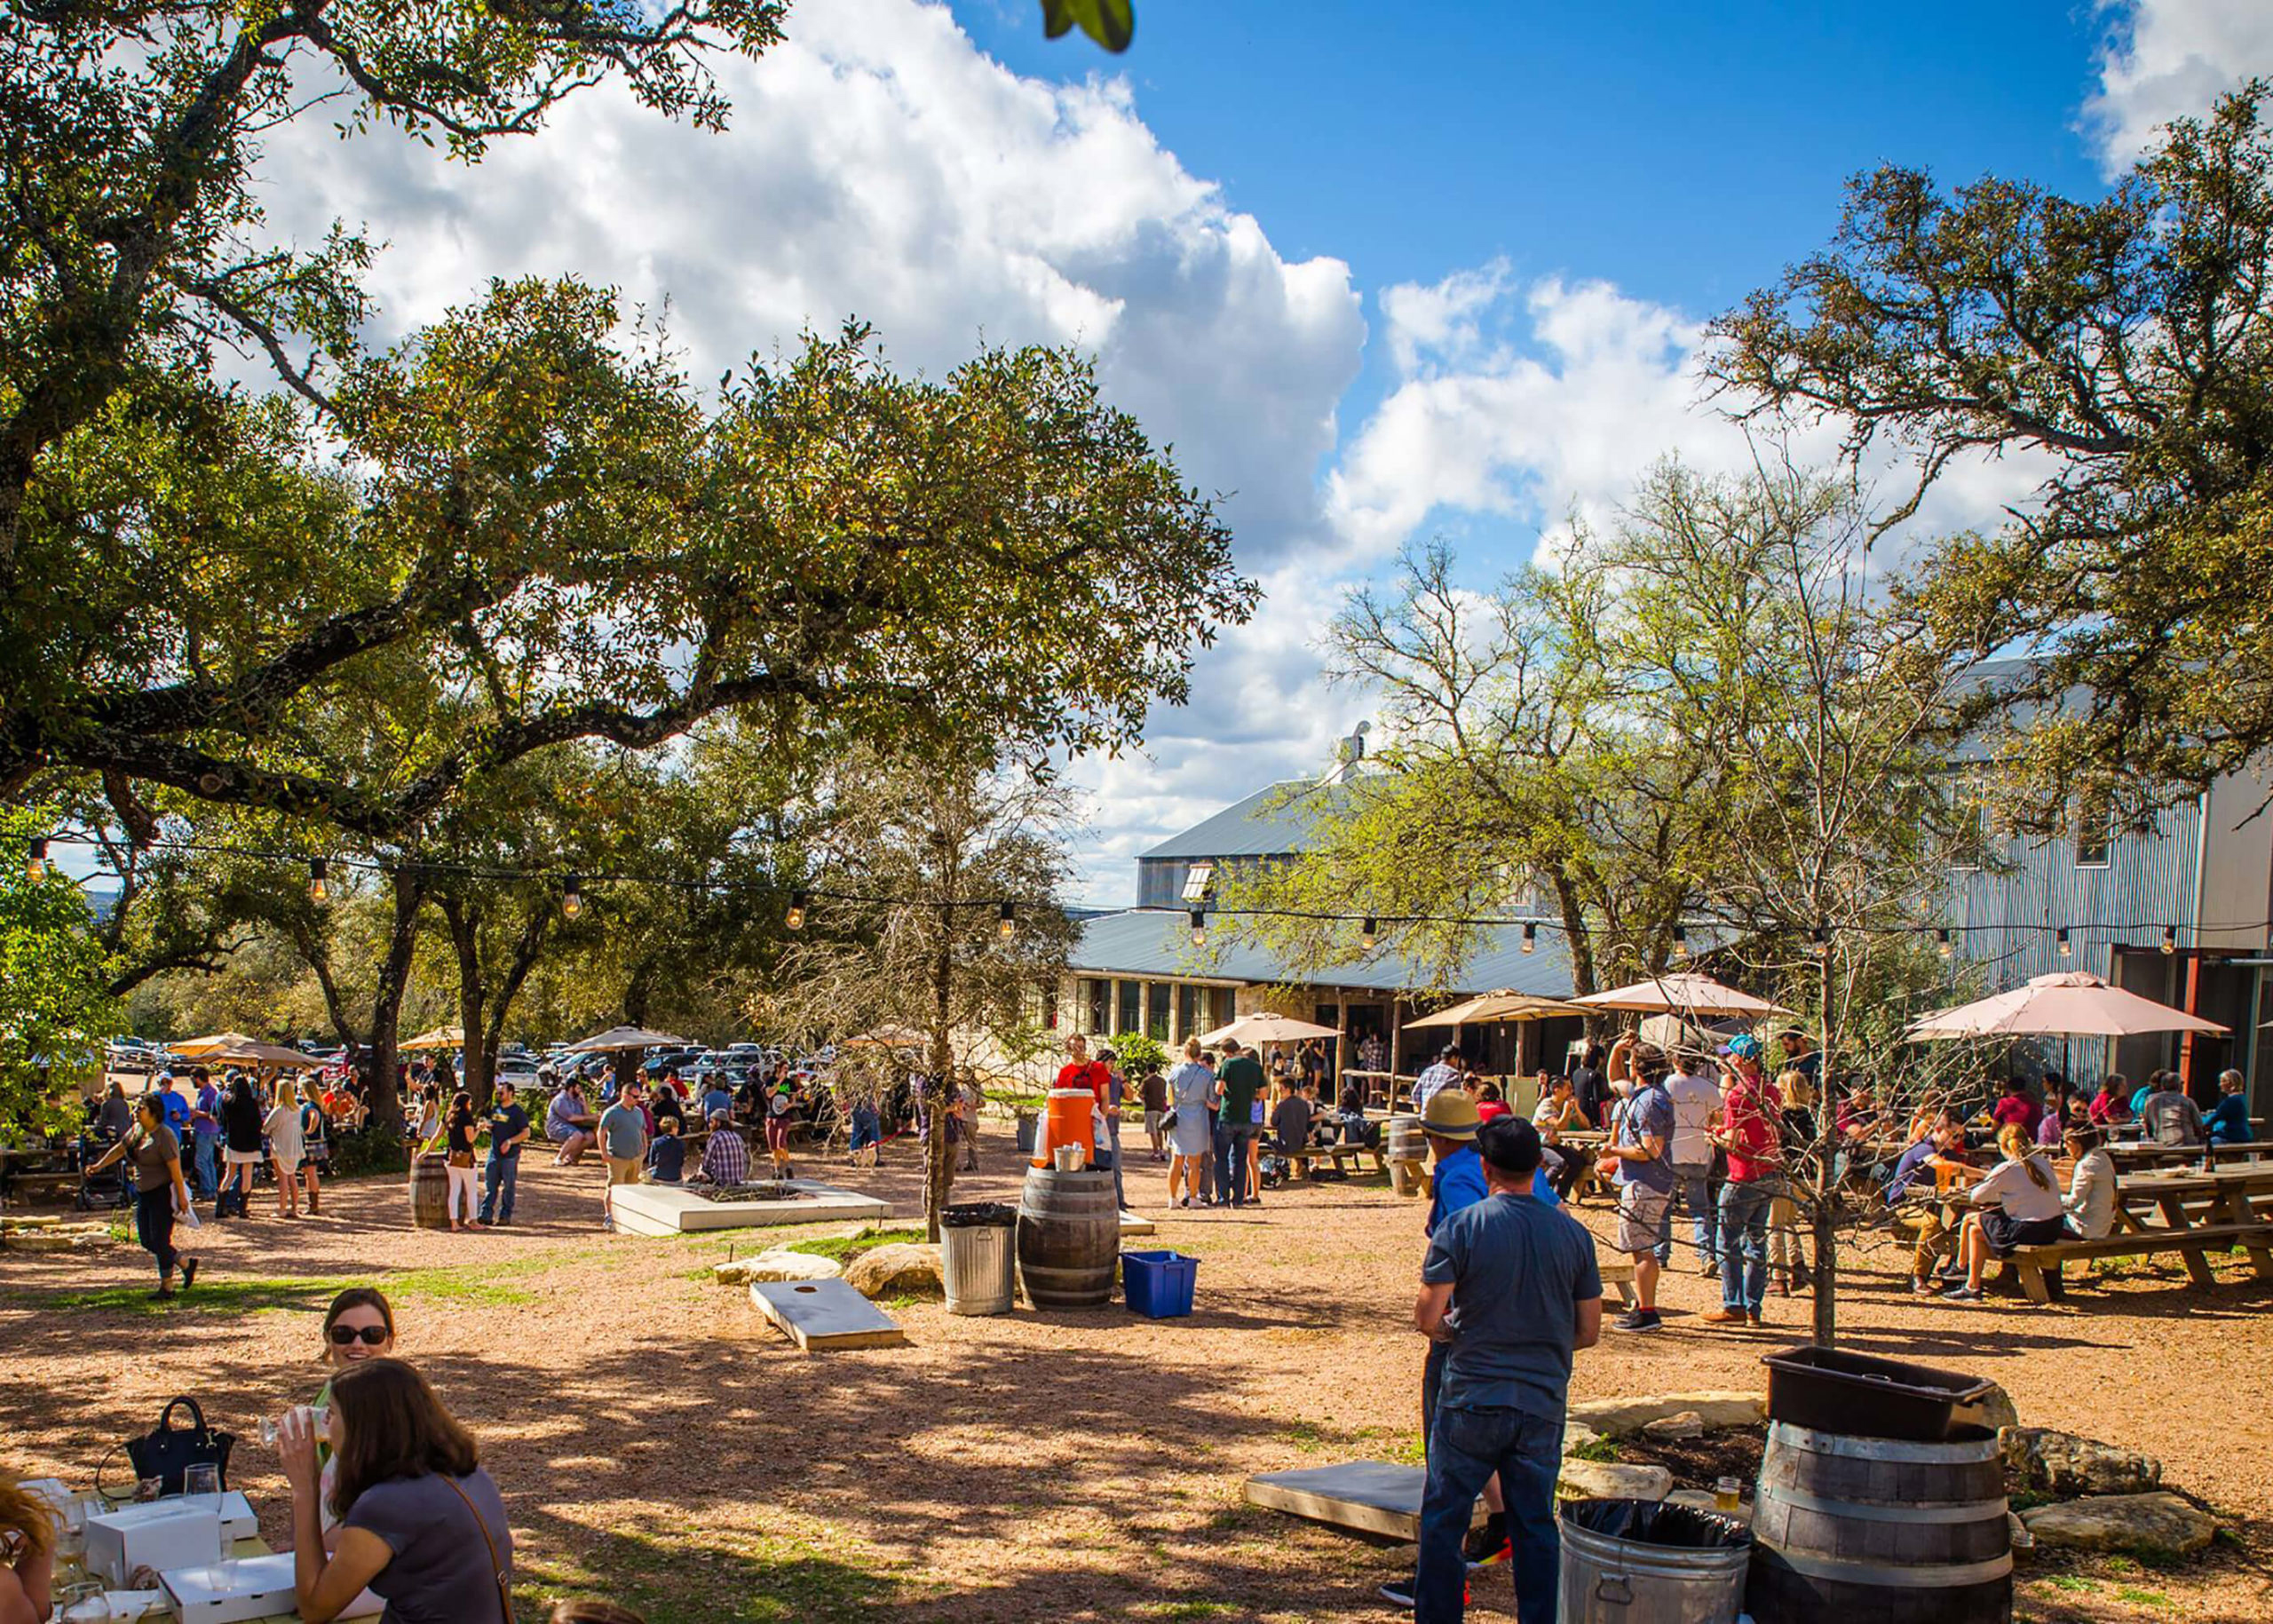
[1117,978,1142,1034]
[1181,862,1215,903]
[1210,986,1236,1030]
[1950,775,1987,872]
[1176,984,1200,1042]
[2075,791,2113,868]
[1146,982,1170,1040]
[1081,978,1108,1034]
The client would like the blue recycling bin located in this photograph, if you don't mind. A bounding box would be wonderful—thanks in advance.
[1121,1248,1198,1318]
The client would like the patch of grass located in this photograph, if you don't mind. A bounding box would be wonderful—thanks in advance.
[2103,1555,2140,1574]
[2114,1586,2172,1610]
[1569,1435,1621,1463]
[384,1258,549,1307]
[106,1218,133,1244]
[1134,1603,1238,1620]
[783,1225,925,1264]
[1385,1432,1426,1467]
[519,1519,895,1624]
[50,1274,345,1317]
[1287,1420,1326,1453]
[2043,1575,2098,1594]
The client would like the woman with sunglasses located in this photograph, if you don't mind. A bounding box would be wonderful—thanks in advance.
[312,1289,395,1550]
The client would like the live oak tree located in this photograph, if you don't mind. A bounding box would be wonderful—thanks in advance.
[0,806,122,1135]
[761,749,1080,1241]
[1711,83,2273,826]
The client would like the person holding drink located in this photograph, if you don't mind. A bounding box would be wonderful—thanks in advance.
[0,1477,53,1624]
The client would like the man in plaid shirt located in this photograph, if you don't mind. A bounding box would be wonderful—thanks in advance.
[699,1112,750,1186]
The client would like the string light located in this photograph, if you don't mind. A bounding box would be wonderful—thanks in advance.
[1521,922,1536,955]
[1937,928,1952,960]
[561,874,583,920]
[307,857,329,904]
[2161,925,2177,956]
[1810,925,1829,957]
[2056,927,2071,957]
[997,900,1017,940]
[1188,907,1207,947]
[1672,924,1689,960]
[785,891,808,931]
[1360,916,1377,952]
[24,838,45,883]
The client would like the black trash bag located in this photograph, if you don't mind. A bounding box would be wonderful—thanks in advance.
[944,1201,1016,1227]
[1559,1497,1749,1549]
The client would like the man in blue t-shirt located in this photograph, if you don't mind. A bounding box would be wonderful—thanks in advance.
[478,1081,531,1227]
[1414,1118,1603,1624]
[1603,1034,1676,1333]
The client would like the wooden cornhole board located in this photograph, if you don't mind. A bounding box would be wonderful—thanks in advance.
[749,1278,907,1351]
[1245,1461,1484,1541]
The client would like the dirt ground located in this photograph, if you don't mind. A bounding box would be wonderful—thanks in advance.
[4,1133,2269,1623]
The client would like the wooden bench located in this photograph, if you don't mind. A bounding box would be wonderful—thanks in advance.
[1277,1142,1389,1179]
[2009,1222,2273,1303]
[1,1170,82,1207]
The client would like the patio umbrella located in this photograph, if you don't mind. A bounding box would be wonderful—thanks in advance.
[399,1025,466,1052]
[1568,973,1794,1018]
[1196,1011,1342,1048]
[564,1025,691,1051]
[170,1031,267,1058]
[1905,972,2228,1041]
[173,1036,321,1069]
[1406,991,1585,1030]
[840,1025,931,1049]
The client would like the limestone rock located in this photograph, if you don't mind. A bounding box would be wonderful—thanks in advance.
[2020,1493,2214,1558]
[1557,1460,1673,1502]
[843,1241,945,1299]
[1956,1381,2020,1434]
[717,1250,842,1286]
[4,1230,108,1252]
[1561,1423,1602,1460]
[1566,1391,1762,1439]
[2001,1427,2161,1498]
[1643,1410,1705,1441]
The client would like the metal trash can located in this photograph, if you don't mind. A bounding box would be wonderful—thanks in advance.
[940,1201,1016,1315]
[1559,1498,1750,1624]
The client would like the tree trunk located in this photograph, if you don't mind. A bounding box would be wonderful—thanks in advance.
[440,894,492,1112]
[1810,949,1839,1346]
[364,868,425,1139]
[925,905,955,1243]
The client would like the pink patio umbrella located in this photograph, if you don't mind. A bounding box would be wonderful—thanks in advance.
[1568,972,1794,1018]
[1905,971,2228,1041]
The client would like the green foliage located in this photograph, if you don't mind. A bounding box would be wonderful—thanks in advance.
[783,1226,927,1264]
[1570,1435,1621,1463]
[1041,0,1136,51]
[0,806,121,1136]
[1713,82,2273,822]
[326,1125,409,1178]
[1104,1031,1168,1078]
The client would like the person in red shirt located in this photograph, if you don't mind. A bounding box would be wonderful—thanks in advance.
[1988,1076,2042,1141]
[1056,1034,1113,1109]
[1473,1081,1513,1124]
[1700,1053,1783,1327]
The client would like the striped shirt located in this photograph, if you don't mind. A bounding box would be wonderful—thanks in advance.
[701,1125,750,1185]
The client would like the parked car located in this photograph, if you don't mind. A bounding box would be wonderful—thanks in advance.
[106,1038,157,1073]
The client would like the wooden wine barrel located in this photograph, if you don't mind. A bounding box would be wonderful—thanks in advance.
[1015,1168,1118,1307]
[1384,1113,1426,1162]
[1747,1422,2012,1624]
[408,1152,452,1231]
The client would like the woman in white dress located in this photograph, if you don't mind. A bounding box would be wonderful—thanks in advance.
[1166,1038,1219,1208]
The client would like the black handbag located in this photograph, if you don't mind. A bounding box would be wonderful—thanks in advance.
[101,1396,236,1497]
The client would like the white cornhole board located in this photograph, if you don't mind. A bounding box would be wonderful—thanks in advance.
[749,1278,907,1351]
[1245,1461,1485,1542]
[1118,1209,1155,1237]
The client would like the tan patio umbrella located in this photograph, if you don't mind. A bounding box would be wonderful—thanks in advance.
[399,1025,466,1052]
[1196,1011,1342,1048]
[169,1031,267,1058]
[1905,971,2228,1041]
[1568,972,1794,1018]
[1406,991,1585,1029]
[839,1025,931,1049]
[564,1025,691,1051]
[177,1037,321,1069]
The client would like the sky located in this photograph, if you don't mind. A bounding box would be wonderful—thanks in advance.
[249,0,2273,904]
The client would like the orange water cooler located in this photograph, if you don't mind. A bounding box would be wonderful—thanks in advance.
[1033,1087,1097,1168]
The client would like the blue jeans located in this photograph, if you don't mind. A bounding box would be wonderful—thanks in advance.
[1659,1161,1716,1268]
[1211,1121,1236,1203]
[1418,1403,1562,1624]
[1718,1178,1777,1313]
[1223,1125,1257,1203]
[479,1154,519,1224]
[191,1132,219,1200]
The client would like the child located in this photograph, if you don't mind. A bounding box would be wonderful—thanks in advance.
[646,1116,685,1184]
[765,1081,798,1181]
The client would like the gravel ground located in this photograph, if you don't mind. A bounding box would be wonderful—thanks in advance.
[3,1137,2269,1622]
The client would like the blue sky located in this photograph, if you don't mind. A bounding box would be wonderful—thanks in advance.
[92,0,2269,900]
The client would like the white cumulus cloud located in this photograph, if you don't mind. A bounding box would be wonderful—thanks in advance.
[2086,0,2273,170]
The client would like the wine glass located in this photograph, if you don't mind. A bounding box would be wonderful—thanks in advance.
[53,1576,103,1621]
[182,1463,219,1500]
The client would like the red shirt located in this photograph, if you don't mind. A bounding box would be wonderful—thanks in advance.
[1056,1060,1112,1110]
[1475,1099,1512,1124]
[1990,1093,2042,1139]
[1723,1075,1785,1183]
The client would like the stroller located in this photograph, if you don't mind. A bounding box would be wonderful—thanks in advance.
[74,1136,132,1212]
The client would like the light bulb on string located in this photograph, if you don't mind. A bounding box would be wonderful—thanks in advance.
[2056,927,2071,958]
[998,901,1017,941]
[1937,928,1952,960]
[1360,916,1378,952]
[1672,924,1689,960]
[1810,925,1829,958]
[786,891,808,931]
[1188,907,1207,947]
[2161,925,2177,956]
[25,838,45,883]
[308,857,329,905]
[561,875,583,920]
[1521,922,1536,955]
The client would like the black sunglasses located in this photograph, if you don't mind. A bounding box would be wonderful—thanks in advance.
[328,1324,390,1346]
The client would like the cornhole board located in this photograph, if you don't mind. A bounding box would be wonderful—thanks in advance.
[750,1278,907,1351]
[1119,1209,1156,1237]
[1245,1461,1484,1541]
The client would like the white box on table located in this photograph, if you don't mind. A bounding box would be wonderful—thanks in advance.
[87,1502,221,1588]
[170,1491,257,1542]
[162,1552,383,1624]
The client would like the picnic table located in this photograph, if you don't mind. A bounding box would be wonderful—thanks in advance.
[2004,1162,2273,1303]
[2107,1138,2273,1170]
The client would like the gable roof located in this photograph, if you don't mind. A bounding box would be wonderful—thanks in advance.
[1069,908,1580,999]
[1138,780,1349,862]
